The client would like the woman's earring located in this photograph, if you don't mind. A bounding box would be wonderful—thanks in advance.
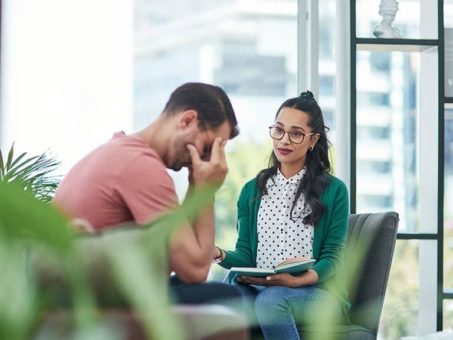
[309,146,314,151]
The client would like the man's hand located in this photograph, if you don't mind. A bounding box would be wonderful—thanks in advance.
[213,246,222,260]
[186,137,228,189]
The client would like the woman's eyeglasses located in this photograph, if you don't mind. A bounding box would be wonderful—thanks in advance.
[268,126,314,144]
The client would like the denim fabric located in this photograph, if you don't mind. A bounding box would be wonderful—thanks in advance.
[235,284,341,340]
[169,276,243,306]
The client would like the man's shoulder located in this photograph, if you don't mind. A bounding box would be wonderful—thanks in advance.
[108,133,159,156]
[100,133,165,170]
[66,132,168,186]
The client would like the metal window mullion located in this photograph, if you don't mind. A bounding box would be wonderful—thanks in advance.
[418,0,440,334]
[437,0,445,332]
[335,0,351,193]
[350,0,356,213]
[297,0,319,96]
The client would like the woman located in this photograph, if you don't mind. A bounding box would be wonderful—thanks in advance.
[213,91,350,339]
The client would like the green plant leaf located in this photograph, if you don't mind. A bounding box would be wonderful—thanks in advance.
[0,144,60,203]
[3,156,39,181]
[6,142,15,170]
[8,151,28,170]
[0,182,73,251]
[108,243,184,340]
[0,240,39,340]
[0,149,4,178]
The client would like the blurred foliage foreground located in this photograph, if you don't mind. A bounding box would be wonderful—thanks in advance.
[0,180,218,340]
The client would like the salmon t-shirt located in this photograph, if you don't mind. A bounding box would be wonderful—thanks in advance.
[54,132,178,231]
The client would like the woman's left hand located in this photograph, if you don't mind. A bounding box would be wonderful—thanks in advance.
[236,273,301,288]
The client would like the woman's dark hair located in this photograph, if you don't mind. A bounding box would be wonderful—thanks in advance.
[162,82,239,139]
[255,90,331,225]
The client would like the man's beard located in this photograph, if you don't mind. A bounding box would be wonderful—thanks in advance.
[170,139,191,171]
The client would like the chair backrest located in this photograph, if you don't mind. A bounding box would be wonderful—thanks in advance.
[345,212,399,336]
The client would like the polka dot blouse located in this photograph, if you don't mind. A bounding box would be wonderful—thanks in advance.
[256,168,313,269]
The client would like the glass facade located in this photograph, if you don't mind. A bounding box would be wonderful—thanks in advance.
[134,0,297,136]
[356,50,418,231]
[444,300,453,330]
[380,240,421,339]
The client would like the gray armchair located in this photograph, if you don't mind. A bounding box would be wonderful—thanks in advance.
[302,211,399,340]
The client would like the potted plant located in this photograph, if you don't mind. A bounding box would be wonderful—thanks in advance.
[0,143,60,203]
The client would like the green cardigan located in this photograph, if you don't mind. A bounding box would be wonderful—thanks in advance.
[220,174,351,320]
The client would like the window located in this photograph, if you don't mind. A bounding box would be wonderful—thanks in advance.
[370,52,391,73]
[134,0,298,277]
[319,75,334,97]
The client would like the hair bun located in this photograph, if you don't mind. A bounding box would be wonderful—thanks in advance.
[299,90,314,99]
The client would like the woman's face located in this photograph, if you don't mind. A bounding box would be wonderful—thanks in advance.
[271,107,320,168]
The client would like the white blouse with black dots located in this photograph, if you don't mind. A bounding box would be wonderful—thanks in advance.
[255,168,314,269]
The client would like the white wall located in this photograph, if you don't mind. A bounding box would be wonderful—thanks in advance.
[0,0,134,173]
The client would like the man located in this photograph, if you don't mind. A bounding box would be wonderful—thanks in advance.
[54,83,240,302]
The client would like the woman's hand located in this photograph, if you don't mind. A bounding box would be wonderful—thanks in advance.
[236,273,300,288]
[236,270,318,288]
[263,273,304,287]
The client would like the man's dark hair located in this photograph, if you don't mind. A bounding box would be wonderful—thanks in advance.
[162,82,239,139]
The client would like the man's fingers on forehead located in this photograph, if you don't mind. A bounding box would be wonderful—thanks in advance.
[209,138,222,154]
[187,144,201,162]
[212,137,222,146]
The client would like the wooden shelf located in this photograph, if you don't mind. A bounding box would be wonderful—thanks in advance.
[355,38,439,52]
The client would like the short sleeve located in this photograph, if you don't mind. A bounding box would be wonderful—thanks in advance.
[115,154,179,225]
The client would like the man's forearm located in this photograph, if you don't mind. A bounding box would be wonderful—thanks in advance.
[172,137,228,282]
[191,200,215,259]
[169,198,216,283]
[183,184,216,257]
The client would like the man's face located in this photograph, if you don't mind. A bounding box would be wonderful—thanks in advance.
[169,119,231,171]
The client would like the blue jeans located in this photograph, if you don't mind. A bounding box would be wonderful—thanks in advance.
[235,284,341,340]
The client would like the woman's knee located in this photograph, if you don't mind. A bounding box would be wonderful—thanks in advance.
[255,287,291,311]
[254,287,295,327]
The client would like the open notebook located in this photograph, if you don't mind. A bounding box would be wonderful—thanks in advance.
[223,257,315,283]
